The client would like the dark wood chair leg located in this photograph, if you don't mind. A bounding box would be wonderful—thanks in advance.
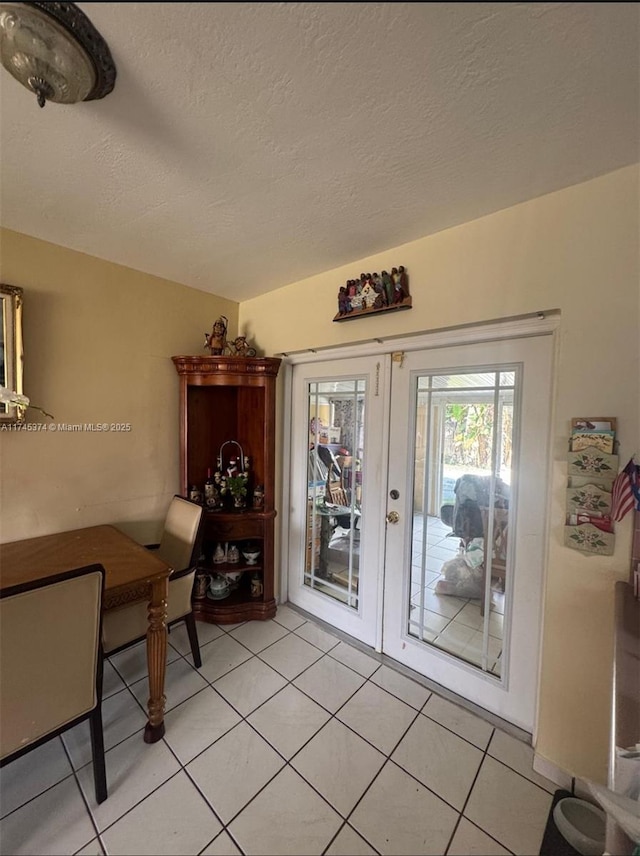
[185,612,202,668]
[89,706,108,804]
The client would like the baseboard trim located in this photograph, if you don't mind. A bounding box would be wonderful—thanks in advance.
[533,752,574,791]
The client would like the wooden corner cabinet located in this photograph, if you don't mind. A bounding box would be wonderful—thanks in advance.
[172,356,281,623]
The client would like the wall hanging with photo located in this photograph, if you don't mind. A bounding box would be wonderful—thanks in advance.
[564,417,617,555]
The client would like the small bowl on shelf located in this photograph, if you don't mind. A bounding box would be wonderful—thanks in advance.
[242,550,260,565]
[226,570,242,589]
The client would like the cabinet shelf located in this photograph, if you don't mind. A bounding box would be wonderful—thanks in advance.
[173,355,281,623]
[199,562,263,574]
[193,591,274,623]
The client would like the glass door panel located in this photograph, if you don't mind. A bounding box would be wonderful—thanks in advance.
[305,379,365,609]
[288,356,388,647]
[383,336,553,731]
[409,370,515,676]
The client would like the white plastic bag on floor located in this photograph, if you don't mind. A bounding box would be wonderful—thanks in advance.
[463,538,485,568]
[435,555,483,598]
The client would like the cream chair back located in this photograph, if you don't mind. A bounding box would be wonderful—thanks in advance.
[102,497,204,660]
[157,496,204,572]
[0,565,104,761]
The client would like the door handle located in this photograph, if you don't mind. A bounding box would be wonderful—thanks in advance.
[386,511,400,524]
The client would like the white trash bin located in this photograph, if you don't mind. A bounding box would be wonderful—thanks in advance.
[553,797,606,856]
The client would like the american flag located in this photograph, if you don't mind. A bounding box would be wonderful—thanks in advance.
[611,457,640,522]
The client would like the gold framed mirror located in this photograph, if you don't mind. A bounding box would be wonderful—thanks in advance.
[1,284,24,424]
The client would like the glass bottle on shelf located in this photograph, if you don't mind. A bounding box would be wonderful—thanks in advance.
[250,572,263,598]
[204,467,217,508]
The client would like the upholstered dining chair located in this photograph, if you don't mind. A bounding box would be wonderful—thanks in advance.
[102,495,205,666]
[0,563,108,804]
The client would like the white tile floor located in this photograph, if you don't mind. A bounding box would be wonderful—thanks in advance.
[0,607,556,856]
[323,514,505,674]
[410,515,505,675]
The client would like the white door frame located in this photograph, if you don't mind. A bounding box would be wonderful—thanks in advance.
[382,335,554,732]
[279,314,558,675]
[285,355,391,648]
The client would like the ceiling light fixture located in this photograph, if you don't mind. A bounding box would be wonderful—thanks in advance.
[0,1,116,108]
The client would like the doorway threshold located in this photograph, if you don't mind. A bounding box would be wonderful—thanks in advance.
[281,599,532,747]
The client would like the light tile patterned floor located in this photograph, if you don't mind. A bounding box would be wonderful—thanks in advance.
[323,515,505,674]
[0,607,556,855]
[410,515,505,675]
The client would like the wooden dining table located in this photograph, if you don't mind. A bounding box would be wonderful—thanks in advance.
[0,524,173,743]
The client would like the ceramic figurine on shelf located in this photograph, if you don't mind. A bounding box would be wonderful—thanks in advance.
[227,544,240,564]
[224,335,257,358]
[371,272,387,305]
[250,572,263,598]
[213,543,226,564]
[252,484,265,510]
[189,485,203,504]
[391,268,403,303]
[204,316,228,355]
[391,265,409,304]
[337,286,351,316]
[361,278,380,309]
[193,572,209,599]
[204,467,220,509]
[380,271,393,305]
[399,264,409,295]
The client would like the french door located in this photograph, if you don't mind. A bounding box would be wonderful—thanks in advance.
[286,331,553,731]
[382,335,553,731]
[287,356,389,646]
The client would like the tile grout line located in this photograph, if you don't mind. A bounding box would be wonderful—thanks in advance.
[93,645,552,854]
[171,647,392,849]
[58,733,106,855]
[319,693,430,856]
[440,726,518,856]
[93,628,378,848]
[124,619,546,805]
[2,609,551,856]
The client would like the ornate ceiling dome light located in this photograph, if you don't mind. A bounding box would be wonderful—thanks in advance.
[0,1,116,108]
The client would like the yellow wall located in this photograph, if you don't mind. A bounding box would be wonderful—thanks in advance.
[1,165,637,782]
[0,228,238,544]
[239,165,640,782]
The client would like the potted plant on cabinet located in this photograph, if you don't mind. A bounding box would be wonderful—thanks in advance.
[221,473,248,509]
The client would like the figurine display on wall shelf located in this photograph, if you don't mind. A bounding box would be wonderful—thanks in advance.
[204,316,228,355]
[333,266,412,322]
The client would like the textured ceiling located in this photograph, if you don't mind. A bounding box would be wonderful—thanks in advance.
[0,2,638,301]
